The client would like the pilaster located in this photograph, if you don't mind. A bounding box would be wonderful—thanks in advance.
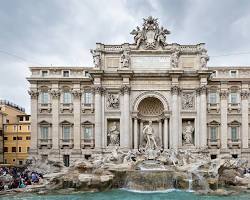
[220,89,229,149]
[241,89,249,149]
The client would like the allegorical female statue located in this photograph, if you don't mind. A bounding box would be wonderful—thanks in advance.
[183,121,194,145]
[108,122,120,146]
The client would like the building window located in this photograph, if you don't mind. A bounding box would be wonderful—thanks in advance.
[25,116,30,121]
[18,137,22,140]
[231,127,238,142]
[63,70,70,77]
[232,154,238,159]
[19,147,22,152]
[28,125,30,131]
[0,130,2,136]
[12,147,16,152]
[230,70,237,78]
[19,116,23,121]
[13,137,16,140]
[211,154,217,159]
[14,125,17,131]
[26,136,31,140]
[19,160,23,165]
[230,92,238,104]
[209,92,217,104]
[210,127,217,141]
[41,92,49,104]
[63,92,71,104]
[40,127,49,139]
[42,70,48,77]
[83,126,93,139]
[63,155,70,167]
[19,126,22,131]
[62,126,70,140]
[4,125,8,131]
[4,137,8,140]
[4,147,8,152]
[27,147,30,152]
[84,91,92,105]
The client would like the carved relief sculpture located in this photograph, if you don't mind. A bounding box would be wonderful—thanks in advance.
[107,93,120,109]
[182,92,195,110]
[130,16,170,49]
[120,50,130,68]
[90,49,101,68]
[183,121,194,146]
[107,122,120,146]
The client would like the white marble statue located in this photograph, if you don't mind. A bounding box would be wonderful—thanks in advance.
[90,49,101,68]
[143,121,157,149]
[108,122,120,146]
[170,50,180,68]
[183,121,194,145]
[120,50,130,68]
[130,26,145,48]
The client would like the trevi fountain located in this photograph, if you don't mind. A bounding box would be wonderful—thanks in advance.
[1,121,250,199]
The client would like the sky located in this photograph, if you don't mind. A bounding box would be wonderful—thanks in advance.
[1,0,250,114]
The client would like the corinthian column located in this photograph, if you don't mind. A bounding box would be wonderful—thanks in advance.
[200,85,207,147]
[50,88,60,151]
[133,117,138,149]
[28,89,39,155]
[72,89,81,150]
[220,90,228,149]
[241,90,249,149]
[94,86,103,150]
[121,85,130,149]
[171,85,180,149]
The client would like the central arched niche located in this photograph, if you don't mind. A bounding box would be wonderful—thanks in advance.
[138,97,164,117]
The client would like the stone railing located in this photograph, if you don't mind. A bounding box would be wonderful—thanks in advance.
[104,45,123,52]
[38,139,52,149]
[207,103,220,113]
[39,103,52,113]
[60,139,74,149]
[228,139,241,149]
[60,103,73,113]
[81,139,95,148]
[228,103,241,112]
[207,139,220,149]
[81,103,94,113]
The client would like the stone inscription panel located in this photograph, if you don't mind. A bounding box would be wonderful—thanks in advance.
[131,55,170,69]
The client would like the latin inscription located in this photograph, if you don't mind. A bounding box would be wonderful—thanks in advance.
[131,56,170,69]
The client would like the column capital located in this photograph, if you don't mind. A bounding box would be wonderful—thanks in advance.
[196,85,207,95]
[120,85,131,95]
[49,89,61,99]
[28,90,39,99]
[171,85,181,95]
[94,86,106,95]
[220,90,229,99]
[72,89,82,98]
[241,90,249,100]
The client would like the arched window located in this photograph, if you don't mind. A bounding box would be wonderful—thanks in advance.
[41,92,49,104]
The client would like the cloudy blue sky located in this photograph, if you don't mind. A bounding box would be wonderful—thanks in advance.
[1,0,250,113]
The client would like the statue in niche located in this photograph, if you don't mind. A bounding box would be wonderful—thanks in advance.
[107,93,119,109]
[120,50,130,68]
[142,121,158,149]
[108,122,120,146]
[90,49,101,68]
[170,50,180,68]
[183,121,194,145]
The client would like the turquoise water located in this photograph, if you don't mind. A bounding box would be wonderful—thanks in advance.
[1,189,250,200]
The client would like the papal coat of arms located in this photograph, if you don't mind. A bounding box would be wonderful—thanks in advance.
[130,16,170,49]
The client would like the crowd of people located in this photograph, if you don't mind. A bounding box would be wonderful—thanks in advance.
[0,166,43,190]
